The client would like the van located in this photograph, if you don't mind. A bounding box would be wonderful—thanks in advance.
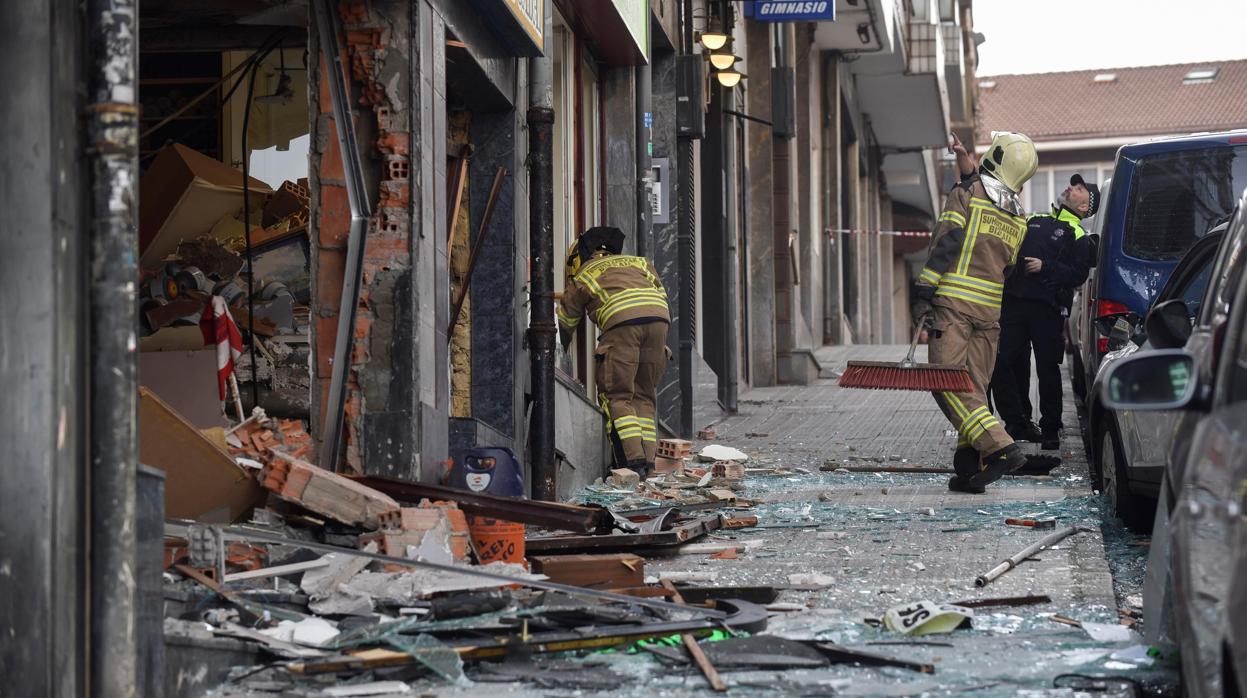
[1078,131,1247,394]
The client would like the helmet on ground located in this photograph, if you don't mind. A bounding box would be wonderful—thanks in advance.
[978,131,1038,193]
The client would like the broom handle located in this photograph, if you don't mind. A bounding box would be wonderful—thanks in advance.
[900,313,930,368]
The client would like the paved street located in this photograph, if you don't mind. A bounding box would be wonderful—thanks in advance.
[622,344,1174,695]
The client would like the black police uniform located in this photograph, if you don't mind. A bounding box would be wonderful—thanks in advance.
[989,205,1094,442]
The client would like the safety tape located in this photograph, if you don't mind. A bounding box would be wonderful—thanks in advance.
[825,228,932,238]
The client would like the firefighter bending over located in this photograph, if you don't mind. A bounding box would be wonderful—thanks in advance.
[915,132,1039,493]
[558,226,671,477]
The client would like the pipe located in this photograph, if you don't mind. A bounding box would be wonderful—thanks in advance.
[86,0,139,694]
[528,0,556,500]
[676,0,696,438]
[635,25,652,257]
[975,526,1089,587]
[314,0,375,472]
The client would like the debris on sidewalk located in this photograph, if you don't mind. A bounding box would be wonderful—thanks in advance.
[880,600,974,636]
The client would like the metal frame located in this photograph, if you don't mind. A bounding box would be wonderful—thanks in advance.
[312,0,374,472]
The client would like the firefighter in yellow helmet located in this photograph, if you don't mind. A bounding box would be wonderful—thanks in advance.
[915,131,1039,493]
[558,227,671,476]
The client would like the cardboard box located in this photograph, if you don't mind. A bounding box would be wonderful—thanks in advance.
[139,387,264,523]
[139,143,272,269]
[139,350,226,429]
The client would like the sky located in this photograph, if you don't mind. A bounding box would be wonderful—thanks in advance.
[974,0,1247,76]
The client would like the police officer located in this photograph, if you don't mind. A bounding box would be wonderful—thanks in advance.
[990,175,1099,450]
[915,131,1039,493]
[558,226,670,477]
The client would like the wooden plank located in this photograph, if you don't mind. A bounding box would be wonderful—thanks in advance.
[662,580,728,692]
[528,553,644,589]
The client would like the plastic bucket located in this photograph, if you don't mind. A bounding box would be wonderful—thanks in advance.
[466,515,526,565]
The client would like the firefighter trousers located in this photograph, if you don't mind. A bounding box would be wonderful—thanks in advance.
[928,305,1014,457]
[595,320,670,465]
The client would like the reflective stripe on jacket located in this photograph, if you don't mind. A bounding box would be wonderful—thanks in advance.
[917,176,1028,321]
[558,254,670,332]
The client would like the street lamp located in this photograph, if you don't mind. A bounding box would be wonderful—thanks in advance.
[716,70,744,88]
[708,52,739,71]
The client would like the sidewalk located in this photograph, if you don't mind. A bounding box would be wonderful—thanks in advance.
[628,344,1169,695]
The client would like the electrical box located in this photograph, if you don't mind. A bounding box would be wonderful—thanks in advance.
[772,66,796,139]
[676,55,705,139]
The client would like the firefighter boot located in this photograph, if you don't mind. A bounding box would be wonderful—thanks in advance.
[969,443,1027,489]
[948,446,986,494]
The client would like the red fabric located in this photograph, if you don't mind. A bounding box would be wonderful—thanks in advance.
[199,296,243,400]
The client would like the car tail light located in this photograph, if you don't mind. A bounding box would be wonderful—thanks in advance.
[1095,298,1130,355]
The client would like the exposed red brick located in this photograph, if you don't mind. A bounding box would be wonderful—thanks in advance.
[318,185,351,248]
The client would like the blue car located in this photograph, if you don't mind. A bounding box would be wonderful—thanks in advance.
[1076,131,1247,399]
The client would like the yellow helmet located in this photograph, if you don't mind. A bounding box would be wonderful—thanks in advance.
[978,131,1038,193]
[565,239,583,279]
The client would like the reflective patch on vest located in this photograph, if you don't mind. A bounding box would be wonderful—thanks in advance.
[976,208,1026,250]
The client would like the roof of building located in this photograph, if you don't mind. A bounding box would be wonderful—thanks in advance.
[975,60,1247,145]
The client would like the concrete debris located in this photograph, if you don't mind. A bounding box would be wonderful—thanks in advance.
[607,468,641,488]
[787,572,835,588]
[697,445,749,463]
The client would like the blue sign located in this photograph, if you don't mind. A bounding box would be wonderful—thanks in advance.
[743,0,836,22]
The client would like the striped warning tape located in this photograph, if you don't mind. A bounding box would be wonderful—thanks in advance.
[826,228,932,238]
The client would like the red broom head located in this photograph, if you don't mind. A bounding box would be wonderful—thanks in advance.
[838,362,975,393]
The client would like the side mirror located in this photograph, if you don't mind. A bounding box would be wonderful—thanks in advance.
[1145,299,1193,349]
[1101,349,1198,411]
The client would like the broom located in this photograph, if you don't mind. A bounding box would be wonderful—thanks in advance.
[838,314,975,392]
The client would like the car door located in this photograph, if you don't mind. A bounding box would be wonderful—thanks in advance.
[1171,224,1247,697]
[1120,236,1220,486]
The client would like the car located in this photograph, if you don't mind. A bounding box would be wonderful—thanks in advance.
[1076,131,1247,410]
[1101,187,1247,698]
[1068,176,1109,406]
[1088,227,1225,530]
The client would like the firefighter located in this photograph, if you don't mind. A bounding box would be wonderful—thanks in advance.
[557,226,671,476]
[990,175,1099,450]
[915,131,1039,493]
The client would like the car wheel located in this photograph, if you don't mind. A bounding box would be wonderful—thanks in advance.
[1097,414,1152,532]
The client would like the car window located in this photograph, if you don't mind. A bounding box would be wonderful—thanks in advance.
[1200,210,1247,327]
[1123,145,1247,261]
[1177,262,1214,319]
[1221,258,1247,405]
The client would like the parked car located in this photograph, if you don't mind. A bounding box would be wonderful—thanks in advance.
[1101,187,1247,697]
[1088,227,1225,530]
[1075,131,1247,407]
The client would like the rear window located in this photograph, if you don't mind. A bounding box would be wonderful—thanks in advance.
[1123,145,1247,261]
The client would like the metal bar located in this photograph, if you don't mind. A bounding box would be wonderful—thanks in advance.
[447,167,507,337]
[172,523,727,620]
[314,0,375,473]
[975,526,1088,587]
[525,513,721,554]
[723,108,773,128]
[87,0,139,694]
[528,0,557,501]
[949,594,1052,609]
[222,559,331,583]
[349,475,608,533]
[290,599,766,673]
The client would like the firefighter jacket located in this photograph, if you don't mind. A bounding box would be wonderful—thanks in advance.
[917,176,1028,321]
[558,254,670,337]
[1006,205,1094,310]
